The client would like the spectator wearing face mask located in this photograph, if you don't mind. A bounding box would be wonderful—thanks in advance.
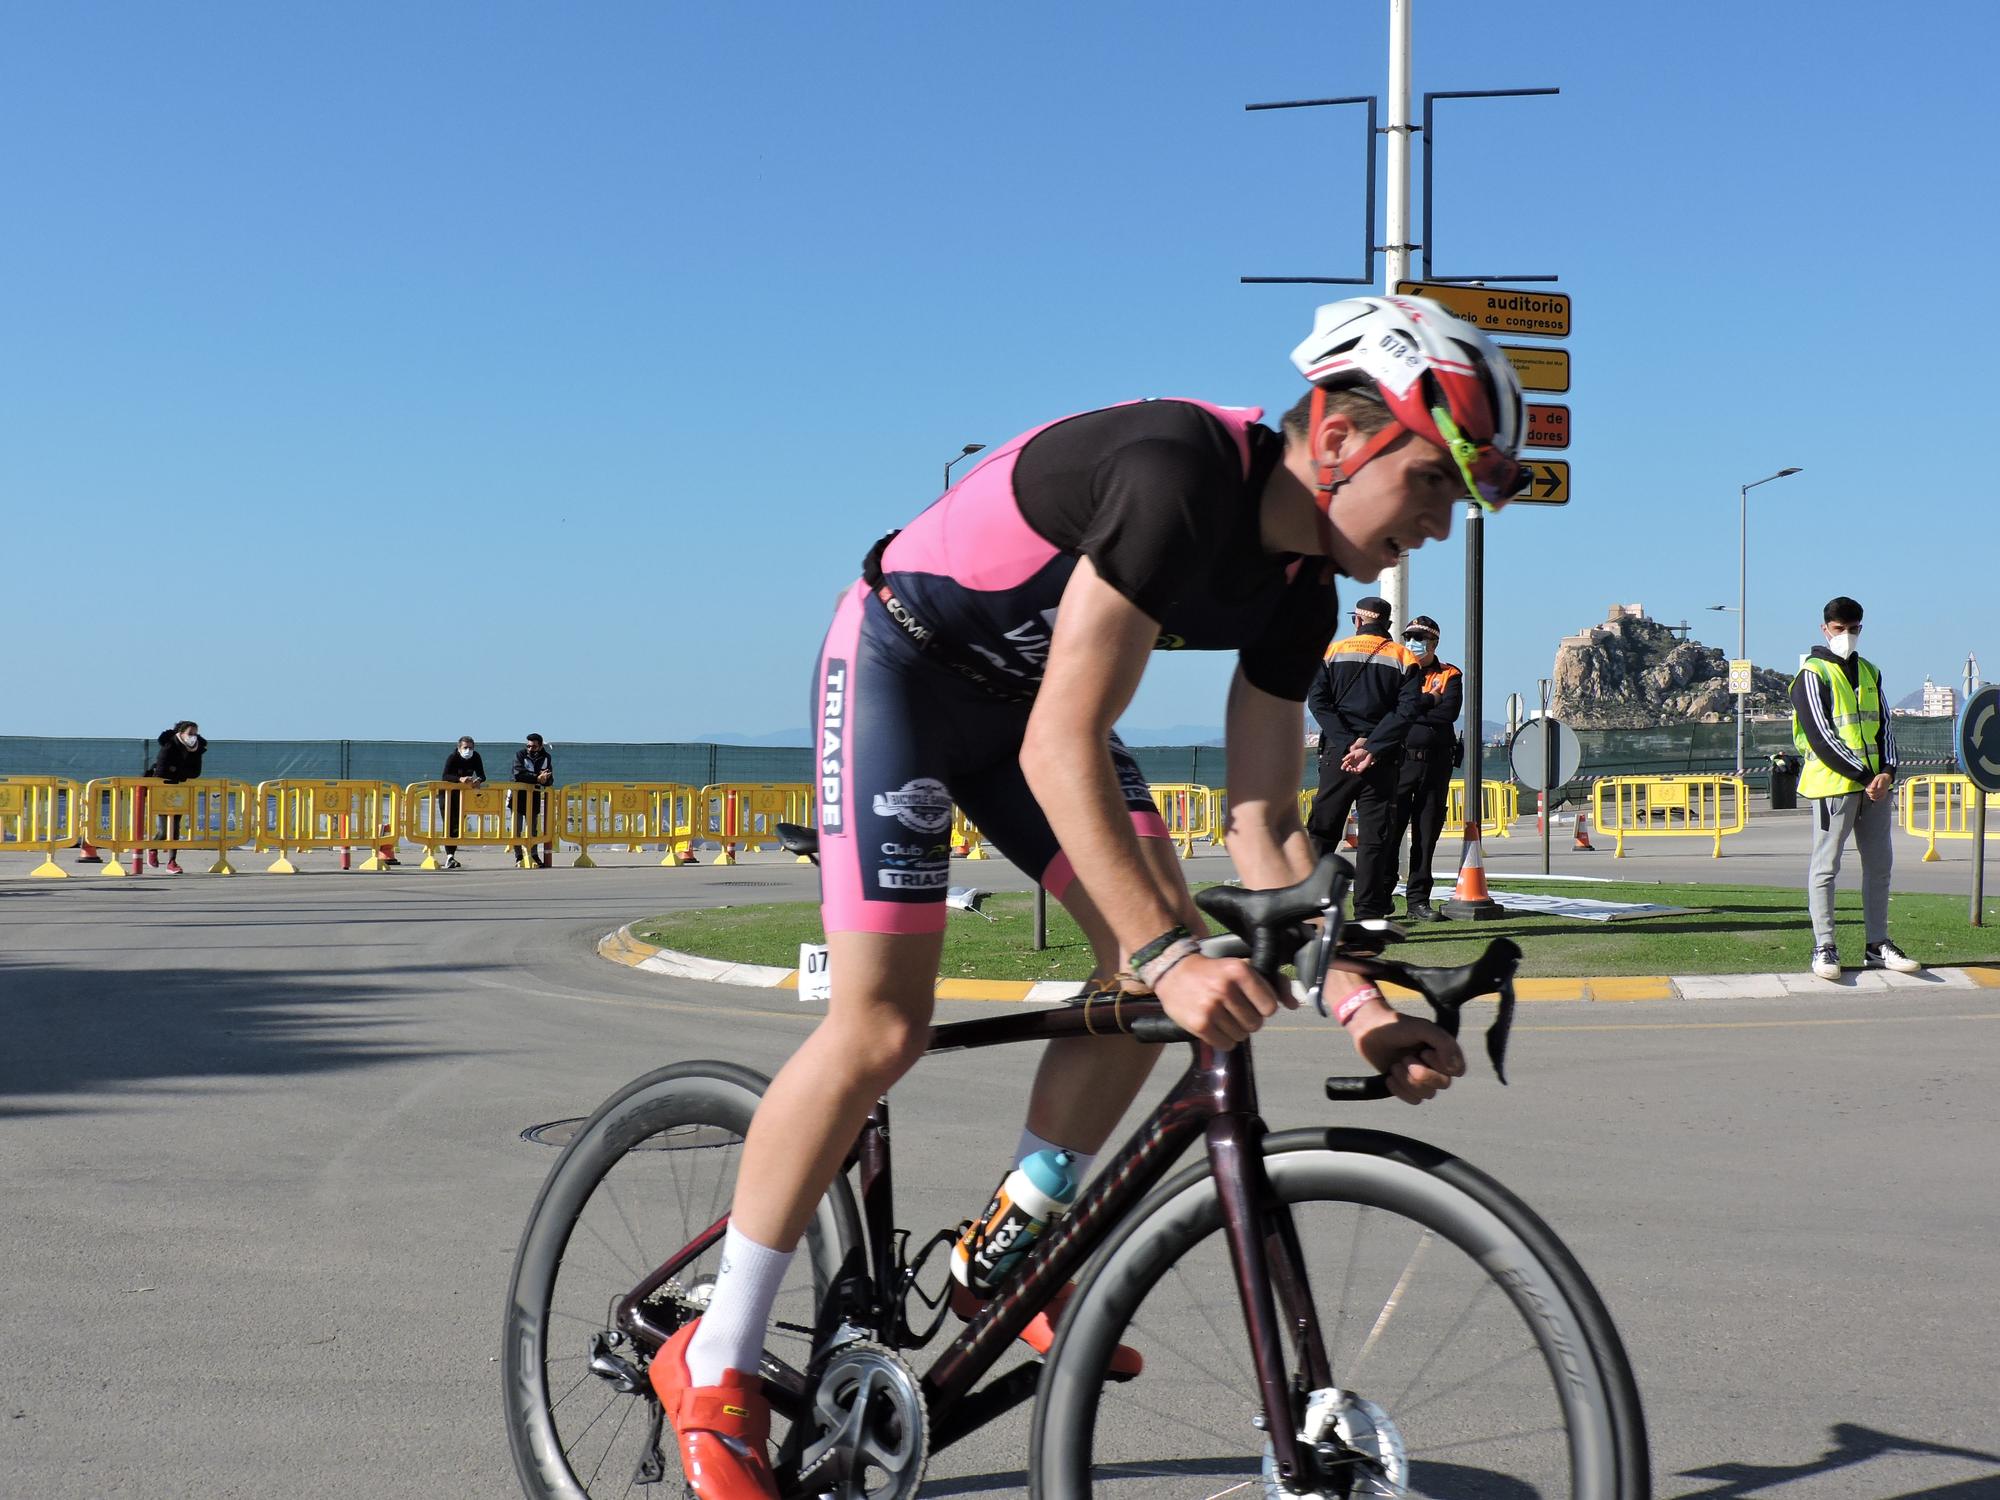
[1382,616,1461,922]
[139,719,207,874]
[1789,596,1920,981]
[439,736,485,869]
[509,734,555,869]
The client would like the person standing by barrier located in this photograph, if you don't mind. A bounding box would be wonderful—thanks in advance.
[1790,596,1922,980]
[645,295,1530,1500]
[139,720,207,874]
[1305,595,1423,922]
[509,733,555,868]
[1383,614,1460,922]
[439,736,484,869]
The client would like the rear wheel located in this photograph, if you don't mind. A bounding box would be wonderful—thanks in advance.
[503,1061,861,1500]
[1032,1128,1649,1498]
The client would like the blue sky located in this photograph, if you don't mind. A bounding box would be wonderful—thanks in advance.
[7,2,1996,744]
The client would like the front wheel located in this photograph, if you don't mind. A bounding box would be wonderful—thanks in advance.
[502,1061,862,1500]
[1032,1128,1649,1498]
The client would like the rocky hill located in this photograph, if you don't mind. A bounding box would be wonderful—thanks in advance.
[1551,606,1792,729]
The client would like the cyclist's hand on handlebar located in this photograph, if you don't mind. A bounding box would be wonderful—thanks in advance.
[1347,1001,1466,1105]
[1154,954,1287,1050]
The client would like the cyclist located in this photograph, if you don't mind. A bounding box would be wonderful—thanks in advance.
[652,294,1529,1498]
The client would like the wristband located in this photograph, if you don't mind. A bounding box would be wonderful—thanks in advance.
[1136,937,1202,990]
[1128,925,1192,974]
[1333,983,1385,1028]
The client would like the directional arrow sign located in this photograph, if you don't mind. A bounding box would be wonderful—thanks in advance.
[1512,459,1570,505]
[1500,344,1569,393]
[1960,685,2000,794]
[1525,403,1570,450]
[1395,280,1571,339]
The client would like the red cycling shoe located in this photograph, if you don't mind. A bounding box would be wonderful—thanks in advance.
[948,1279,1143,1379]
[649,1321,779,1500]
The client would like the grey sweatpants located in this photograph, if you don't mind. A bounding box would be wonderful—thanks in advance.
[1807,791,1894,950]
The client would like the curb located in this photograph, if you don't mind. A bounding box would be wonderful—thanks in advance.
[600,924,2000,1004]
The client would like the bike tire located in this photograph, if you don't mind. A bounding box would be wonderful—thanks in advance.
[1032,1127,1649,1498]
[503,1060,863,1500]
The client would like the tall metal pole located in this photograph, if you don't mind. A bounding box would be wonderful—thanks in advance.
[1376,0,1414,636]
[1737,482,1747,775]
[1445,501,1501,917]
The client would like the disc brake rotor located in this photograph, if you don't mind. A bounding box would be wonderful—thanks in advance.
[1262,1388,1409,1499]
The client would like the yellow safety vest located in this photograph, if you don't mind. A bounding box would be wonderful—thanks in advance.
[1790,655,1883,799]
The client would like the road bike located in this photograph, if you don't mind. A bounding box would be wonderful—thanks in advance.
[503,837,1650,1498]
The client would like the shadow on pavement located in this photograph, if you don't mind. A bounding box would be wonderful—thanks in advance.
[1674,1421,2000,1499]
[0,951,481,1117]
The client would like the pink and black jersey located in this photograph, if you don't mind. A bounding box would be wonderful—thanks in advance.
[877,399,1341,703]
[815,398,1342,936]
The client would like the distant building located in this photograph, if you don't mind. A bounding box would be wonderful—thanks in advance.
[1922,677,1957,717]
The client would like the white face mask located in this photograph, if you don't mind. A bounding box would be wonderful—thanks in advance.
[458,747,474,758]
[1826,631,1857,660]
[179,733,199,747]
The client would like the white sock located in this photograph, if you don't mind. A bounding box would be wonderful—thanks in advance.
[684,1224,795,1387]
[1016,1126,1094,1182]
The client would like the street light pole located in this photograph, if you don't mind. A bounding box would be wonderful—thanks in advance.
[1735,466,1804,773]
[944,442,986,491]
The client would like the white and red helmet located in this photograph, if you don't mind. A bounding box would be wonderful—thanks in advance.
[1290,294,1527,508]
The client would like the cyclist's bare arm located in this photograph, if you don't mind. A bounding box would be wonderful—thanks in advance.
[1022,558,1281,1051]
[1220,666,1317,889]
[1222,659,1464,1103]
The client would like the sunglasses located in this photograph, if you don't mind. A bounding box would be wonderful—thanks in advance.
[1431,405,1528,511]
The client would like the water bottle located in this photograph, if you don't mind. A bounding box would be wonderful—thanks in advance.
[950,1149,1080,1294]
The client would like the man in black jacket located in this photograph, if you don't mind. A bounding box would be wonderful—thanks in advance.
[1382,616,1462,922]
[439,736,485,869]
[139,720,207,873]
[510,734,555,868]
[1306,596,1425,921]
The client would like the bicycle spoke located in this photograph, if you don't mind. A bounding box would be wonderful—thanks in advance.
[583,1394,638,1489]
[1344,1226,1434,1387]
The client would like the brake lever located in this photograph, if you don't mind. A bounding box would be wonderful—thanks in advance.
[1322,938,1523,1096]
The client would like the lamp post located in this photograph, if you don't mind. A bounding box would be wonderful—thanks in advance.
[944,443,986,490]
[1735,467,1804,773]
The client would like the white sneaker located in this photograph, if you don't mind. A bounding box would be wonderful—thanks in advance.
[1866,941,1922,974]
[1811,946,1841,981]
[444,856,463,870]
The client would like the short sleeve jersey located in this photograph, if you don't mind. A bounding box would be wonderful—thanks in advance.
[875,400,1341,701]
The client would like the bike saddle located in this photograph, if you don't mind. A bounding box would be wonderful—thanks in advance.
[776,822,819,857]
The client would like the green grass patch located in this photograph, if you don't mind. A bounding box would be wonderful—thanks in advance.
[632,880,2000,981]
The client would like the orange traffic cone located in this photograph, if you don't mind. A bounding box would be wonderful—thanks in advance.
[1573,811,1596,851]
[1343,810,1359,850]
[76,838,102,864]
[1442,821,1506,919]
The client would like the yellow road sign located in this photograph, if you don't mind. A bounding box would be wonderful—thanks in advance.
[1500,344,1569,393]
[1395,280,1571,339]
[1729,659,1753,695]
[1514,459,1570,505]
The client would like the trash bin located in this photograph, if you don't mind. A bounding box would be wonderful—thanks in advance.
[1768,752,1801,811]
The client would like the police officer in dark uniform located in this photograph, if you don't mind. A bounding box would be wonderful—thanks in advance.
[1384,615,1461,922]
[1306,595,1424,920]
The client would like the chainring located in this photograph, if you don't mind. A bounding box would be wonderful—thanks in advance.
[791,1341,927,1500]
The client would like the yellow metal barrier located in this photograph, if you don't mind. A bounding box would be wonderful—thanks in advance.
[80,777,255,875]
[1591,775,1747,858]
[1445,780,1518,839]
[950,807,988,860]
[0,776,81,879]
[253,780,400,873]
[700,783,814,864]
[1900,774,2000,861]
[1149,783,1218,858]
[401,781,556,869]
[558,782,702,867]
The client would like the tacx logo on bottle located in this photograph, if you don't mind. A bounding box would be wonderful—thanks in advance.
[871,777,953,833]
[819,660,848,832]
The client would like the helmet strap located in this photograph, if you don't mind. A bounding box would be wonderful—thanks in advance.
[1308,386,1410,561]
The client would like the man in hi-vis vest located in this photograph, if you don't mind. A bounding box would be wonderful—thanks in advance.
[1788,595,1922,981]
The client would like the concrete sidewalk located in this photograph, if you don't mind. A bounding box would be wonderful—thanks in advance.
[600,922,2000,1005]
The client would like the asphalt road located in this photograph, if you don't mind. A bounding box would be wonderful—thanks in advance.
[4,856,1998,1498]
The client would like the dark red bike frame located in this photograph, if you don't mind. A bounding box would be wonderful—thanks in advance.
[612,984,1368,1492]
